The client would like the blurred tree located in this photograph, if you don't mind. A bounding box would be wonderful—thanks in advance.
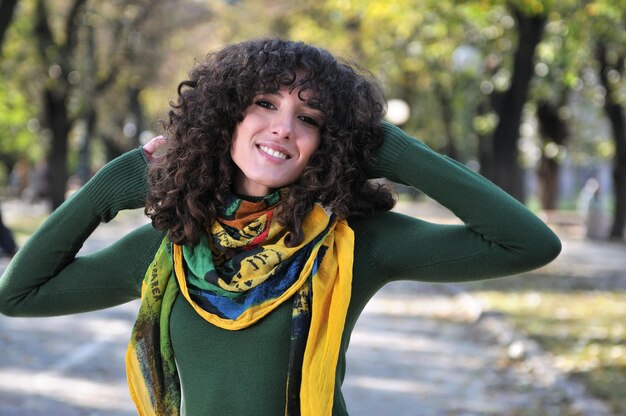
[481,3,546,202]
[0,78,42,180]
[0,0,43,186]
[0,0,18,55]
[531,11,581,211]
[91,0,211,164]
[34,0,87,209]
[73,0,197,180]
[596,42,625,238]
[23,0,210,209]
[536,97,569,210]
[585,1,626,239]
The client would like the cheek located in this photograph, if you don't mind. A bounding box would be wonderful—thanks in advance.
[303,135,321,161]
[229,131,243,162]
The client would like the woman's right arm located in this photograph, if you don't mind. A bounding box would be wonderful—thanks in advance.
[0,148,165,317]
[353,122,561,285]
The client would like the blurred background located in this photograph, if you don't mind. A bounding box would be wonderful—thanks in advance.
[0,0,625,415]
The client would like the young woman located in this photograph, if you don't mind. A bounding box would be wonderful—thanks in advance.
[0,39,561,415]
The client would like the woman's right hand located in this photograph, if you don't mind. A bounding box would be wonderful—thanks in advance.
[142,135,168,163]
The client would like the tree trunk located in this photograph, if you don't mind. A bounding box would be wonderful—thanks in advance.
[597,43,626,239]
[0,0,18,55]
[612,156,626,239]
[44,89,71,210]
[128,87,144,148]
[489,7,546,202]
[538,157,559,209]
[536,99,568,210]
[34,0,87,210]
[475,97,495,179]
[76,22,96,185]
[77,107,96,184]
[435,83,458,160]
[101,133,125,161]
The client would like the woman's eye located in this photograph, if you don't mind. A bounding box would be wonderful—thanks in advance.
[299,115,320,127]
[255,100,275,109]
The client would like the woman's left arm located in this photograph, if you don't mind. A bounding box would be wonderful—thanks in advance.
[352,122,561,284]
[0,148,160,317]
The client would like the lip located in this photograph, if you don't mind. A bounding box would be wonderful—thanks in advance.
[256,142,293,161]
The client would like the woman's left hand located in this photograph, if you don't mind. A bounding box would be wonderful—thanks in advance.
[142,135,168,164]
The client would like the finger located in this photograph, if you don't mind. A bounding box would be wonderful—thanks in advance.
[145,135,167,150]
[143,136,168,155]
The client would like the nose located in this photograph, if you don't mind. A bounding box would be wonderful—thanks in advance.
[271,111,294,139]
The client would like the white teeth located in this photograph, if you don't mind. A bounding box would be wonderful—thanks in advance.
[259,145,288,160]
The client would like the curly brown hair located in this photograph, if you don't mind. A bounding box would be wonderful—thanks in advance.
[146,38,395,247]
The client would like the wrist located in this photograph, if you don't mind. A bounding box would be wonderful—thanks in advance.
[367,122,413,181]
[82,148,149,222]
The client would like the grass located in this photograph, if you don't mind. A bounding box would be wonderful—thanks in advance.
[465,275,626,415]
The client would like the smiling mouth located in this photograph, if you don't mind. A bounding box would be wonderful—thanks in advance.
[258,145,290,160]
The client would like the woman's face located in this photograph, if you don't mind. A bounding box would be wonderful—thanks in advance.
[230,87,323,196]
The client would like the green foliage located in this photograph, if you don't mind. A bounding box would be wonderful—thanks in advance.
[0,0,51,176]
[1,0,623,180]
[0,79,43,163]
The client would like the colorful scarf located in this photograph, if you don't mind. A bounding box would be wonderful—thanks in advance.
[126,192,354,415]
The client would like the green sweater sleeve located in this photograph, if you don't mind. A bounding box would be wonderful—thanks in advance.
[351,122,561,285]
[0,149,164,317]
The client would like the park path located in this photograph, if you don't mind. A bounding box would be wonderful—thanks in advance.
[0,199,619,415]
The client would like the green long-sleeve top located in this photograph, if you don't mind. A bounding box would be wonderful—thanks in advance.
[0,123,561,415]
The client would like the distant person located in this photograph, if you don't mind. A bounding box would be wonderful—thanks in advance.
[0,202,17,258]
[578,178,607,239]
[0,39,562,415]
[9,159,30,199]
